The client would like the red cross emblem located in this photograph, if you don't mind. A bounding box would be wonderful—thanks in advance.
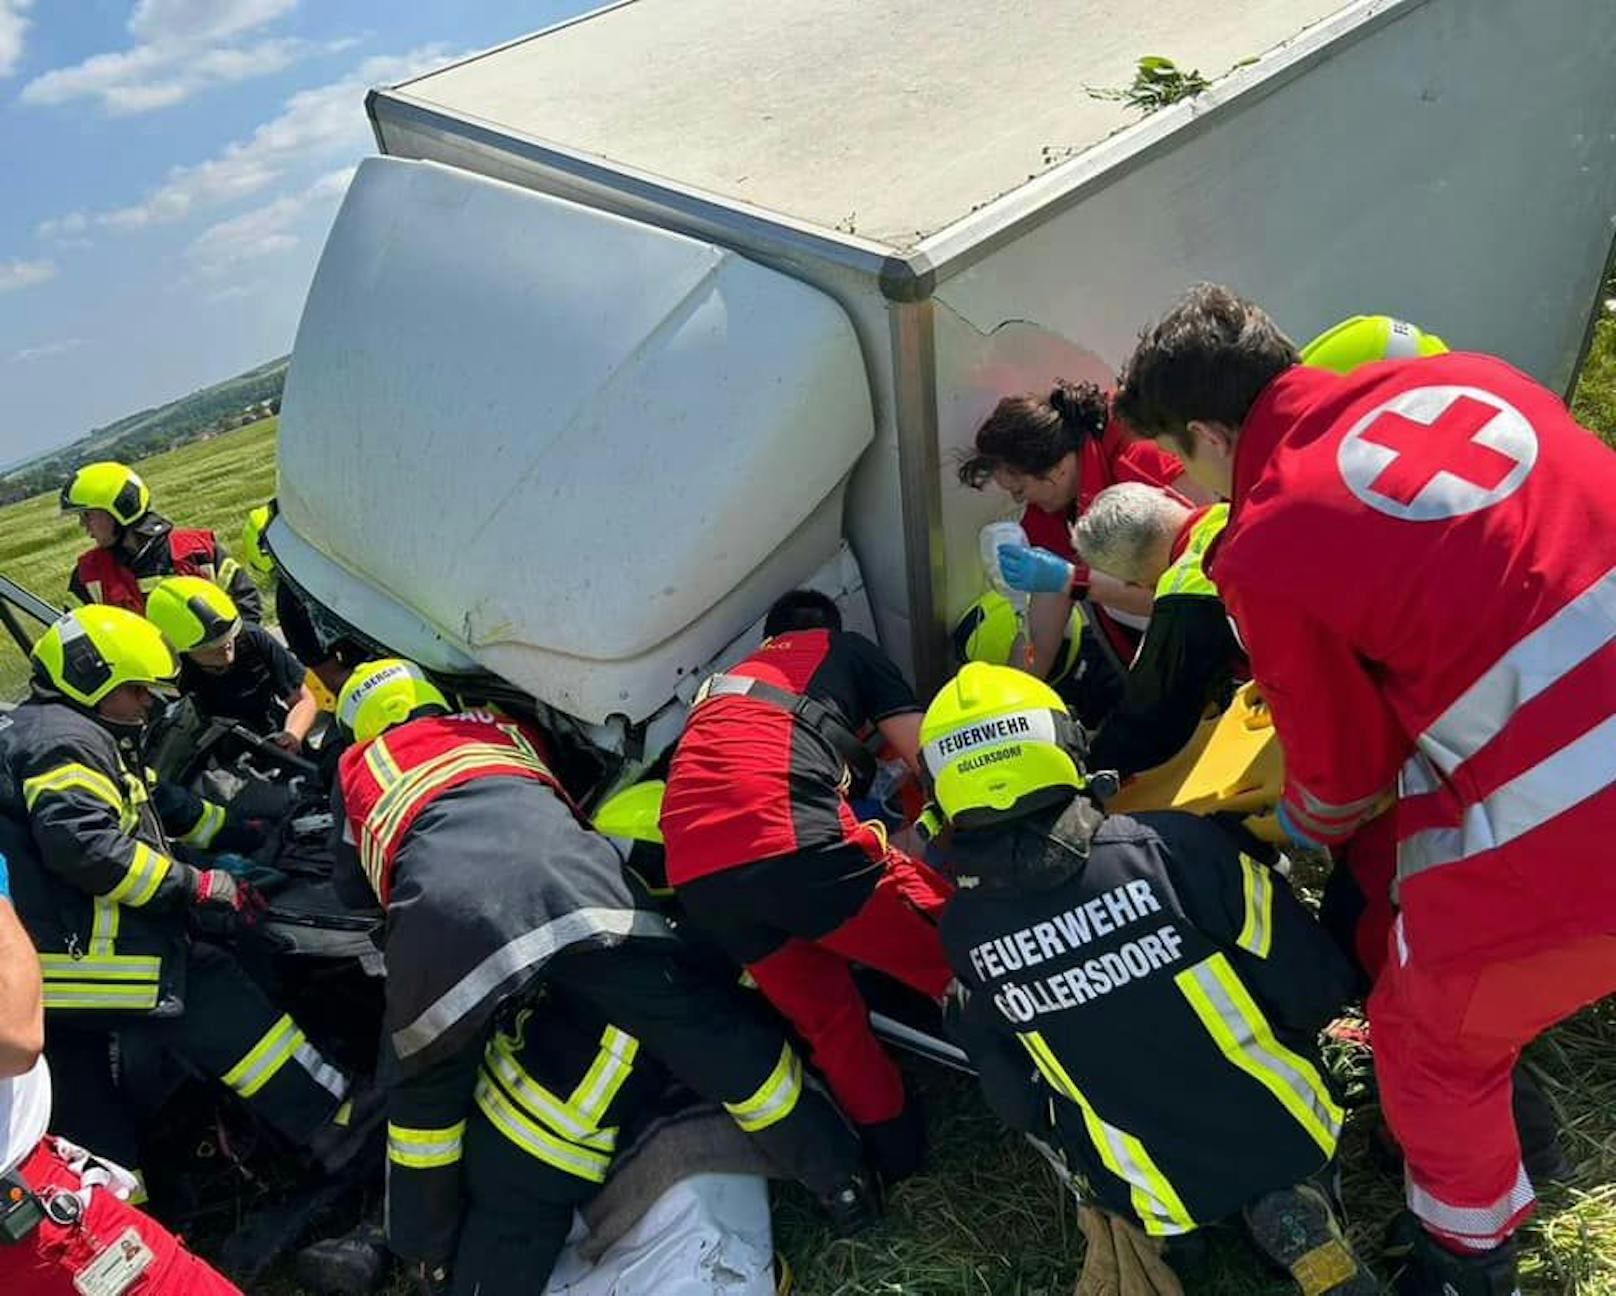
[1336,386,1538,521]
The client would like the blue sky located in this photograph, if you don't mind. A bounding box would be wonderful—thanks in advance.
[0,0,590,465]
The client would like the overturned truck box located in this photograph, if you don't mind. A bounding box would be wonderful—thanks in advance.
[271,0,1616,784]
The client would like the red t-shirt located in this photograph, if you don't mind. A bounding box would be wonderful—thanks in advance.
[661,629,919,883]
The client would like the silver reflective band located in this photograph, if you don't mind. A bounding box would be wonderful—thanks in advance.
[922,707,1059,774]
[296,1042,350,1102]
[393,908,673,1061]
[1398,712,1616,881]
[1415,566,1616,776]
[1407,1162,1533,1248]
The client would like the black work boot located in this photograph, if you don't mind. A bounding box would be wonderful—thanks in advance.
[295,1222,390,1295]
[1244,1181,1380,1294]
[1393,1223,1520,1295]
[819,1167,882,1237]
[1511,1069,1573,1186]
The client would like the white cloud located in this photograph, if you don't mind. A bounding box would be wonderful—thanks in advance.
[186,165,354,277]
[79,47,449,230]
[36,211,88,240]
[0,0,32,79]
[19,0,327,115]
[11,338,84,363]
[0,257,56,294]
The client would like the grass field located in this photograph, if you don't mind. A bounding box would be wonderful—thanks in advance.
[2,308,1616,1294]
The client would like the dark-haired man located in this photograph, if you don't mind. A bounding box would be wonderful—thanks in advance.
[661,590,955,1182]
[1113,284,1616,1296]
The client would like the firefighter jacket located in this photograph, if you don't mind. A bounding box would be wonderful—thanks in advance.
[1212,355,1616,971]
[333,710,675,1078]
[69,513,262,622]
[332,710,678,1262]
[1088,504,1242,778]
[0,695,228,1014]
[940,798,1355,1236]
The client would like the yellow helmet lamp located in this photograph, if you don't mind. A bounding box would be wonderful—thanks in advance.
[1300,315,1450,374]
[146,577,241,654]
[31,606,179,708]
[337,658,451,742]
[59,462,151,527]
[592,779,666,845]
[920,662,1084,830]
[242,502,276,576]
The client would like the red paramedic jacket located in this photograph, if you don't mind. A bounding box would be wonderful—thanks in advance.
[661,629,920,885]
[71,527,228,615]
[1213,354,1616,972]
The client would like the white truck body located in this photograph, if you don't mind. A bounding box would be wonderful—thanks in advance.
[273,0,1616,758]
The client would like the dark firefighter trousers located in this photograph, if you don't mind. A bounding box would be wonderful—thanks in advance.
[46,942,346,1181]
[405,942,860,1293]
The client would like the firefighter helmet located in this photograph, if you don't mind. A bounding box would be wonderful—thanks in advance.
[31,606,178,708]
[950,591,1085,685]
[146,577,241,653]
[919,662,1084,829]
[242,502,276,576]
[337,658,451,742]
[592,779,666,845]
[1300,315,1450,374]
[59,462,151,528]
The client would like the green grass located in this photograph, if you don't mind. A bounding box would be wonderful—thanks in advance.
[9,310,1616,1294]
[0,417,277,699]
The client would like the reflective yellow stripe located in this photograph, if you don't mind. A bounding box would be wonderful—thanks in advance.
[475,1076,611,1181]
[366,735,403,787]
[220,1014,305,1099]
[723,1042,804,1133]
[23,763,123,814]
[103,842,172,907]
[39,953,162,982]
[89,897,119,959]
[482,1033,621,1150]
[216,557,241,588]
[42,981,161,1011]
[1019,1032,1194,1235]
[387,1120,465,1170]
[567,1026,639,1126]
[1175,955,1342,1157]
[178,799,226,848]
[1235,855,1274,959]
[1155,503,1228,600]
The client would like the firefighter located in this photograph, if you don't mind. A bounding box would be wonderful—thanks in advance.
[0,850,243,1294]
[958,379,1213,724]
[330,659,875,1294]
[660,590,955,1182]
[0,607,362,1183]
[921,662,1375,1295]
[1068,482,1241,777]
[146,576,318,753]
[60,461,261,622]
[1114,283,1616,1294]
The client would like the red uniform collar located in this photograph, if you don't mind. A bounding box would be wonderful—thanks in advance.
[1167,504,1217,564]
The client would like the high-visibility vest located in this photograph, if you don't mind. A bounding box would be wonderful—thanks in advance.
[340,712,568,904]
[1155,504,1230,602]
[74,529,224,614]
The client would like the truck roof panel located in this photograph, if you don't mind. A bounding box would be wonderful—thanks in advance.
[393,0,1352,251]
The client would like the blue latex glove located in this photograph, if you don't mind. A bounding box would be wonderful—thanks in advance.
[997,544,1074,595]
[0,851,9,901]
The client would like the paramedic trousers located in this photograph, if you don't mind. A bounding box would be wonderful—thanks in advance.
[46,942,347,1174]
[1369,932,1616,1253]
[677,835,955,1131]
[0,1137,241,1294]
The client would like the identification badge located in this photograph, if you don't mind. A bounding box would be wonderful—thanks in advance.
[73,1227,155,1296]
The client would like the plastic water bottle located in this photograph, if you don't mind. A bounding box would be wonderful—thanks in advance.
[979,521,1036,670]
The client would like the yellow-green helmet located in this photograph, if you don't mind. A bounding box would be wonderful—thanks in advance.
[951,592,1085,685]
[31,606,178,708]
[592,779,666,845]
[1300,315,1450,374]
[337,658,451,742]
[242,502,276,576]
[920,662,1084,829]
[146,577,241,653]
[60,461,151,527]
